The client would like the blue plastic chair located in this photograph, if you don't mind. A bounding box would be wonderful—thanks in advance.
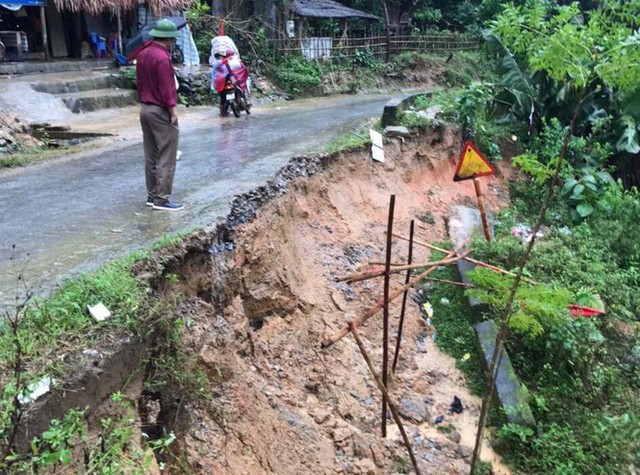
[89,32,107,58]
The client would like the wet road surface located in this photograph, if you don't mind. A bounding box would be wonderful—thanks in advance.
[0,94,392,305]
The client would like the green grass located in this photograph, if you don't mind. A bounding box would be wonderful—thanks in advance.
[151,232,188,251]
[0,252,150,377]
[324,131,368,154]
[0,146,72,169]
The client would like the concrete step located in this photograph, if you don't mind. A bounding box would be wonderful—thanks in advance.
[60,88,138,113]
[0,59,116,76]
[32,74,131,95]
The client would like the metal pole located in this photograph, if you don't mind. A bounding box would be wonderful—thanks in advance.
[392,219,414,373]
[473,177,491,242]
[40,6,49,61]
[381,194,395,437]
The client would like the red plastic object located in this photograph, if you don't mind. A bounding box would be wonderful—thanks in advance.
[568,304,606,317]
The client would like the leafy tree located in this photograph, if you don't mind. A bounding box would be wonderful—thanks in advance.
[489,1,640,183]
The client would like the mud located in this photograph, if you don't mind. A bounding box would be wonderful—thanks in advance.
[144,125,513,474]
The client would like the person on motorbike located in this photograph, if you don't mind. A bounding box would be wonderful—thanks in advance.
[210,49,250,117]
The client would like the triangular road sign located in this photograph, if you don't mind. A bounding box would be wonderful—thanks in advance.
[453,141,496,181]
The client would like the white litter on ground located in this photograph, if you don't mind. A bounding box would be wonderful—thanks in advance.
[88,302,111,322]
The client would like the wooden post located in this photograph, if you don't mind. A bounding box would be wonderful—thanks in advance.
[381,0,391,62]
[116,9,123,55]
[473,177,491,242]
[40,6,49,61]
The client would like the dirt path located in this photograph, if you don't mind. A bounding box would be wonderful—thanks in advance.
[169,126,512,474]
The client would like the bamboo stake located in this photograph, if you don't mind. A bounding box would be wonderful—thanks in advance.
[381,195,395,437]
[392,220,414,373]
[392,232,538,285]
[322,250,468,348]
[349,322,421,475]
[336,256,461,283]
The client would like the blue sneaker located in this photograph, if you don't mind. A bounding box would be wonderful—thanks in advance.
[153,200,184,211]
[146,196,153,207]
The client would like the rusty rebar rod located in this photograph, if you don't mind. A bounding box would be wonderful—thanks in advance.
[349,322,421,475]
[392,220,414,373]
[424,276,474,287]
[392,232,538,285]
[381,195,395,437]
[336,256,461,283]
[321,249,468,348]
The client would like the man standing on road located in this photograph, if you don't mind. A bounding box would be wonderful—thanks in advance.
[136,19,183,211]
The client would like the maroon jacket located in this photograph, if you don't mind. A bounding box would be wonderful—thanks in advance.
[134,41,177,108]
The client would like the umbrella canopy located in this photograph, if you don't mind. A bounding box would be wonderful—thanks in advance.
[125,16,188,57]
[53,0,193,15]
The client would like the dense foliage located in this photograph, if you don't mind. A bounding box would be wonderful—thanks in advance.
[407,2,640,473]
[344,0,507,33]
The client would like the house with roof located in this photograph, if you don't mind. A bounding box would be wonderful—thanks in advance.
[284,0,380,59]
[0,0,191,60]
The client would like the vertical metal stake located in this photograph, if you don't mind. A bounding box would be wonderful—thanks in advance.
[392,220,414,373]
[473,177,491,242]
[382,194,395,437]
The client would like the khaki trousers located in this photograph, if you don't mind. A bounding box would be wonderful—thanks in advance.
[140,103,179,204]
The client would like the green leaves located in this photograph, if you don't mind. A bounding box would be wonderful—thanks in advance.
[466,267,572,338]
[562,166,616,219]
[492,1,640,92]
[616,115,640,154]
[576,203,594,218]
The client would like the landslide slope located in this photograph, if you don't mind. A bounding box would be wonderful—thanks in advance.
[165,126,511,474]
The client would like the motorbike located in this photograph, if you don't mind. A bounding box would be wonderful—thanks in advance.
[220,75,251,118]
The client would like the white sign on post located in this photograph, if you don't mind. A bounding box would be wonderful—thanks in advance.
[370,129,385,162]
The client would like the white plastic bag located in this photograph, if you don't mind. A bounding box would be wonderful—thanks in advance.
[209,35,240,65]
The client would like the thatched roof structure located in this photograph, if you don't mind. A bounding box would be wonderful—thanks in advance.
[290,0,380,19]
[53,0,193,15]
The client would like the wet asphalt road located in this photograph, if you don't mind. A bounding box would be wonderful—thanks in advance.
[0,94,392,305]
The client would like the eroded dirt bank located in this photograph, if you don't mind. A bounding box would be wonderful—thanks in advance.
[153,125,512,474]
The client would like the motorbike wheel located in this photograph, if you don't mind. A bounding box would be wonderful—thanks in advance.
[239,95,251,115]
[230,101,241,118]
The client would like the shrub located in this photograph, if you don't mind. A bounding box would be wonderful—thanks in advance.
[273,57,322,95]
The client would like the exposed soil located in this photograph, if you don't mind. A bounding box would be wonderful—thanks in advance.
[3,56,515,473]
[159,125,513,474]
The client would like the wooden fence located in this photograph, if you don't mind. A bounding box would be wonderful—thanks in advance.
[267,34,480,62]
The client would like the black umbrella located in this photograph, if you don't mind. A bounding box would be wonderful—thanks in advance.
[124,17,188,56]
[163,16,188,30]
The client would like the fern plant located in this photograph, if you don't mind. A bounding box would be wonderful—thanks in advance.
[466,267,572,338]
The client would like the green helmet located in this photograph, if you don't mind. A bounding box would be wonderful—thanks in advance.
[149,19,180,39]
